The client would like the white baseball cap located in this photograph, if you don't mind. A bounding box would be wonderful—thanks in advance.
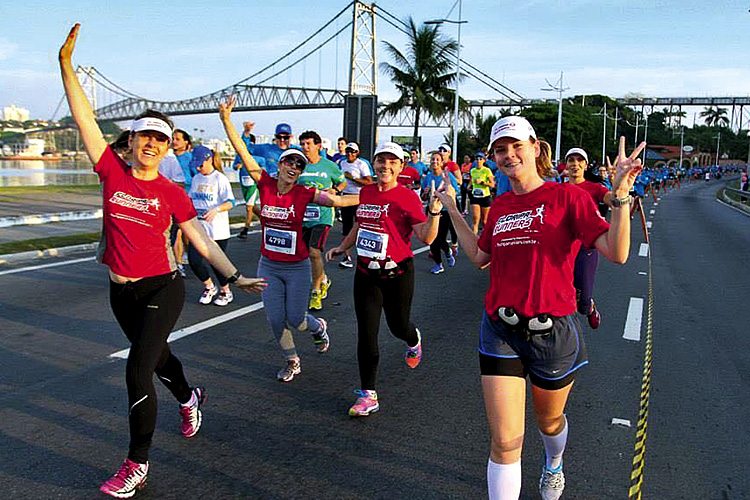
[565,147,589,163]
[373,141,405,159]
[345,142,360,152]
[130,117,173,141]
[487,116,537,150]
[438,143,452,153]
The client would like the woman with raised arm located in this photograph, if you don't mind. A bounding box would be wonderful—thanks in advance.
[325,142,442,417]
[59,24,266,499]
[219,95,360,383]
[434,116,644,500]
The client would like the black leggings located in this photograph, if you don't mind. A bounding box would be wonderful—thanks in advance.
[353,259,419,390]
[341,204,357,237]
[430,212,454,264]
[188,238,229,286]
[110,272,192,464]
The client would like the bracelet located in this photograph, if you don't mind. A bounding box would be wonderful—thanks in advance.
[428,210,441,217]
[226,271,242,284]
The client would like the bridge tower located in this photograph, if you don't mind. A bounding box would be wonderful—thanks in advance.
[76,66,98,116]
[345,1,378,158]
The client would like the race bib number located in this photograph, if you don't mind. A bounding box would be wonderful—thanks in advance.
[240,174,254,187]
[462,173,472,181]
[264,227,296,255]
[303,206,321,222]
[356,228,388,260]
[472,188,487,198]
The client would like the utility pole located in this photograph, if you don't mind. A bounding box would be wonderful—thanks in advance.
[541,71,568,167]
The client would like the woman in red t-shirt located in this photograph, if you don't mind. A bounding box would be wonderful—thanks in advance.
[59,25,266,498]
[565,147,614,330]
[435,116,645,499]
[219,96,360,384]
[326,142,442,417]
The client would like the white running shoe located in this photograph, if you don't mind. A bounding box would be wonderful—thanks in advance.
[199,286,218,305]
[213,290,234,306]
[539,465,565,500]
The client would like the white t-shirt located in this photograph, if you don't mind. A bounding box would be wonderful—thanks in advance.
[159,153,185,184]
[339,158,373,194]
[188,170,235,241]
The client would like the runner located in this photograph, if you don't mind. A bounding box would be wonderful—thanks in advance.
[422,151,460,274]
[460,154,473,215]
[434,115,644,500]
[232,123,263,240]
[331,136,348,163]
[469,152,495,234]
[325,141,442,417]
[187,145,237,306]
[565,147,615,329]
[438,144,461,255]
[338,141,374,269]
[59,24,266,499]
[296,130,347,310]
[219,95,360,382]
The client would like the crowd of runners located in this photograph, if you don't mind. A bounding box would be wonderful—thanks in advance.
[56,23,729,500]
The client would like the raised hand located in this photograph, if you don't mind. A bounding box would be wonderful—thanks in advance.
[609,137,646,196]
[433,172,457,211]
[59,24,80,63]
[219,95,236,121]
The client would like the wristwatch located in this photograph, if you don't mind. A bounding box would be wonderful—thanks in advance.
[610,194,632,208]
[226,271,242,283]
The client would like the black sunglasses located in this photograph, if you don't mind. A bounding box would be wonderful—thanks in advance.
[275,135,291,141]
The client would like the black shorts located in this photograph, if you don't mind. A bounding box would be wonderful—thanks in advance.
[478,310,587,390]
[469,194,492,208]
[302,224,331,251]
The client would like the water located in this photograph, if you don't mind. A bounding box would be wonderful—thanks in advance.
[0,159,240,187]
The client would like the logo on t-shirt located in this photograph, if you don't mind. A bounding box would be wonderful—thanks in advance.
[261,204,296,220]
[357,203,390,220]
[492,204,545,235]
[109,191,160,215]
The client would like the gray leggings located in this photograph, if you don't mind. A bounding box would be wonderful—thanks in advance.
[257,256,322,360]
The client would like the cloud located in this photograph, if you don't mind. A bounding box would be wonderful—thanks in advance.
[0,38,19,60]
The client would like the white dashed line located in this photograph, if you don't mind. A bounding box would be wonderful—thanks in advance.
[638,272,647,276]
[649,209,655,215]
[638,243,649,257]
[646,221,652,229]
[611,418,632,428]
[623,297,644,341]
[0,257,95,276]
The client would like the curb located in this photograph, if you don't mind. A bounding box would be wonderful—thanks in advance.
[721,190,750,214]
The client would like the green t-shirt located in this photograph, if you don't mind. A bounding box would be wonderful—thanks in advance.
[470,166,493,198]
[297,157,345,227]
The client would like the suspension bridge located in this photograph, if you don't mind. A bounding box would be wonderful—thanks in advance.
[52,1,750,134]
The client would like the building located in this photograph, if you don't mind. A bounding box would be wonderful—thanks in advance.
[3,104,30,122]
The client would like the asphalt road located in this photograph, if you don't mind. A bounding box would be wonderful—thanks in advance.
[0,179,747,499]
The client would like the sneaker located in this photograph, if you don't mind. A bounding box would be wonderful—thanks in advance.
[320,277,332,299]
[348,389,379,417]
[587,300,601,329]
[338,256,354,269]
[179,387,206,438]
[309,289,323,310]
[237,226,249,239]
[405,329,422,369]
[430,263,444,275]
[199,286,218,305]
[311,318,330,353]
[213,290,234,307]
[99,458,148,498]
[539,464,565,500]
[451,244,459,256]
[277,359,301,382]
[447,254,456,268]
[177,264,187,278]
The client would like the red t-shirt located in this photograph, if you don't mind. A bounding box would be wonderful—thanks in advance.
[257,171,316,262]
[355,183,427,265]
[95,146,196,278]
[573,180,609,204]
[477,182,609,318]
[397,166,421,188]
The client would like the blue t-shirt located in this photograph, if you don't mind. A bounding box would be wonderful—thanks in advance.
[421,171,459,212]
[494,170,511,196]
[407,160,428,176]
[175,151,194,192]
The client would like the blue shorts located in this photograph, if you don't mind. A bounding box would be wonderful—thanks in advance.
[478,310,588,390]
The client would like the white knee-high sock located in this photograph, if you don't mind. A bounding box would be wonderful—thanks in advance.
[487,459,521,500]
[539,414,568,471]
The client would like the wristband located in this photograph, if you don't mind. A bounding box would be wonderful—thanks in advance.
[226,271,242,284]
[428,210,441,217]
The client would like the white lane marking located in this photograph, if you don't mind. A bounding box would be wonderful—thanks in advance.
[716,199,750,218]
[646,221,652,229]
[110,243,434,359]
[653,202,658,206]
[611,418,632,428]
[638,243,649,257]
[656,197,661,201]
[638,272,647,276]
[0,257,95,276]
[649,209,655,215]
[623,297,644,341]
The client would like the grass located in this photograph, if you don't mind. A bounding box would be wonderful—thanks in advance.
[0,184,101,195]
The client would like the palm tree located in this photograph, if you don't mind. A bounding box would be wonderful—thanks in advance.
[379,17,462,145]
[700,106,729,127]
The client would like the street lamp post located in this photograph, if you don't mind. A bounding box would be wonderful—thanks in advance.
[714,132,721,167]
[426,1,466,160]
[746,131,750,169]
[541,71,568,167]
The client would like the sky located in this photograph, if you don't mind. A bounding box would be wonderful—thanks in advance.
[1,0,749,148]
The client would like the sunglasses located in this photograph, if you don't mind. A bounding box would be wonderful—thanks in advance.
[275,135,291,141]
[345,148,358,153]
[280,158,306,170]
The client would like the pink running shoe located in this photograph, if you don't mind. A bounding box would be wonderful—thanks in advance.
[99,458,148,498]
[179,387,206,438]
[348,389,379,417]
[405,329,422,369]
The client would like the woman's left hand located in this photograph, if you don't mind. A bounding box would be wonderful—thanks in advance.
[202,208,218,223]
[610,137,646,196]
[236,276,267,293]
[433,172,457,211]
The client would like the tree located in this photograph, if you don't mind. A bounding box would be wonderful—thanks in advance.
[699,106,729,127]
[379,17,463,145]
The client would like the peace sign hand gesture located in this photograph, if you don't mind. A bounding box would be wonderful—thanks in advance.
[219,95,236,122]
[609,137,646,197]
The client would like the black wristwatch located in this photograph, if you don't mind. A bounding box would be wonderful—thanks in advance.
[610,194,632,208]
[226,271,242,284]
